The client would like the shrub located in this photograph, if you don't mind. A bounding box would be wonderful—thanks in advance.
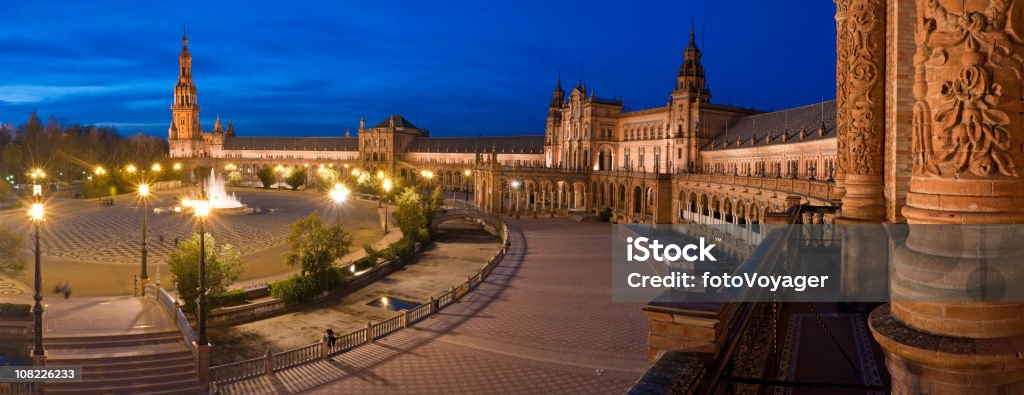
[257,167,276,188]
[414,227,431,243]
[352,255,377,271]
[209,289,249,308]
[600,208,612,222]
[270,267,347,305]
[0,227,26,277]
[0,303,30,317]
[286,168,307,190]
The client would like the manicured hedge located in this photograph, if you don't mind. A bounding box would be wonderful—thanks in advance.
[209,289,249,308]
[0,303,31,317]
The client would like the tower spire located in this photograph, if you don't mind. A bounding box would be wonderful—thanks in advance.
[690,18,695,44]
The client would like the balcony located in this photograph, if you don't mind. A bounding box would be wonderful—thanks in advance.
[673,174,837,201]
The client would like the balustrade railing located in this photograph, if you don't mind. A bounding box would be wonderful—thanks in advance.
[330,329,367,356]
[148,285,198,357]
[208,209,512,386]
[371,315,403,339]
[407,304,432,324]
[210,357,265,383]
[273,343,321,371]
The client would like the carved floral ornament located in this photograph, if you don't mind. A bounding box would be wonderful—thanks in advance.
[914,0,1023,178]
[844,0,884,176]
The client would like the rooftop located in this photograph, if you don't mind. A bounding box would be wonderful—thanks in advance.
[223,136,359,151]
[372,115,421,130]
[705,100,836,150]
[406,135,545,154]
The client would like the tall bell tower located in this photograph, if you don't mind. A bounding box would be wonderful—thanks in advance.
[169,28,203,158]
[671,23,711,171]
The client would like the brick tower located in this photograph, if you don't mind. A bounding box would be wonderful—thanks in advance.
[168,28,204,158]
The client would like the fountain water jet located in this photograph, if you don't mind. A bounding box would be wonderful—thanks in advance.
[206,168,245,209]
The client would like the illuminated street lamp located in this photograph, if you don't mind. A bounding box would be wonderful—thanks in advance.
[94,166,107,176]
[464,169,472,203]
[151,163,162,173]
[28,171,45,358]
[138,183,151,291]
[511,180,522,219]
[329,183,349,226]
[126,164,138,174]
[173,163,182,171]
[193,187,211,347]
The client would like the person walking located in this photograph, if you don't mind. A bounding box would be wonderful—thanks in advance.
[325,328,337,348]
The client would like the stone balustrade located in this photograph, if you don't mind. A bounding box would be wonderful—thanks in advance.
[673,174,836,202]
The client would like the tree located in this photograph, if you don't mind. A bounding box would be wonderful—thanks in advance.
[393,187,427,237]
[227,171,242,187]
[2,143,23,178]
[257,167,276,188]
[428,186,444,219]
[0,180,13,203]
[315,168,338,191]
[285,168,306,190]
[0,228,26,277]
[284,212,352,277]
[169,233,242,314]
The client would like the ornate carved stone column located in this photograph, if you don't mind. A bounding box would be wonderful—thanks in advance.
[871,1,1024,393]
[834,0,851,201]
[836,0,887,222]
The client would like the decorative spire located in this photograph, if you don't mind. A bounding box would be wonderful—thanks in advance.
[213,114,223,133]
[227,120,235,137]
[180,24,191,60]
[690,19,695,45]
[676,21,708,100]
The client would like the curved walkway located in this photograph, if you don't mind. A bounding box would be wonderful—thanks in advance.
[220,219,649,394]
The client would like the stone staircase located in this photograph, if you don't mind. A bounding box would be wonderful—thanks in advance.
[43,331,205,394]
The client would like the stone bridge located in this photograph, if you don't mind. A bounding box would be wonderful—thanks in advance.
[430,209,504,235]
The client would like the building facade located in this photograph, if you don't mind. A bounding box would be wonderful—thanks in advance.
[169,28,839,227]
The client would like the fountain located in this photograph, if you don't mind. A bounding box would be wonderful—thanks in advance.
[169,169,255,215]
[205,168,244,209]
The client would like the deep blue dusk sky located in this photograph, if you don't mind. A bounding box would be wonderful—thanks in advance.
[0,1,837,138]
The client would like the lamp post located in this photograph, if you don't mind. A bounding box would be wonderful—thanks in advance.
[463,169,471,205]
[376,171,385,209]
[382,178,392,233]
[420,170,434,208]
[511,180,522,219]
[29,168,46,359]
[139,184,151,292]
[193,188,211,347]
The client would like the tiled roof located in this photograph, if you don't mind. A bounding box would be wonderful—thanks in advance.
[222,137,358,151]
[372,115,420,130]
[406,136,545,154]
[705,100,836,150]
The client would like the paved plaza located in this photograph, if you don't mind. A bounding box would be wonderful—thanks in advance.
[0,187,386,296]
[220,219,649,394]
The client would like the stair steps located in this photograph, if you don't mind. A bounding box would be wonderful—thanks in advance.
[41,331,205,394]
